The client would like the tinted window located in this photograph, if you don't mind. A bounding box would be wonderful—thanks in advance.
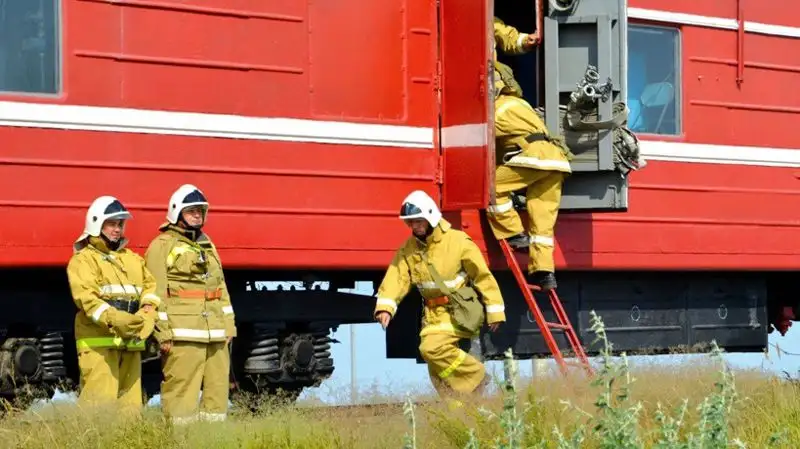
[627,25,681,135]
[0,0,60,94]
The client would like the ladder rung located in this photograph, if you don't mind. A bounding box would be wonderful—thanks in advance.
[497,238,594,377]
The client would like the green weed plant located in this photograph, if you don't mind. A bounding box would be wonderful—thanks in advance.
[0,310,798,448]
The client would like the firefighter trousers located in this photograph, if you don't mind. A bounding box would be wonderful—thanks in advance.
[77,348,142,413]
[487,164,565,273]
[418,332,486,396]
[160,341,230,424]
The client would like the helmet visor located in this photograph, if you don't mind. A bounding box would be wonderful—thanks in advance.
[103,199,132,220]
[183,190,208,205]
[399,202,423,218]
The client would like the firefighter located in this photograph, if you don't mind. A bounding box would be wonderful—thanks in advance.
[489,17,573,291]
[144,184,237,424]
[492,17,538,100]
[374,190,506,401]
[66,196,160,412]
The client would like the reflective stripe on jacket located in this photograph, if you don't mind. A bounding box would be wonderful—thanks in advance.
[373,219,506,339]
[145,223,237,344]
[66,236,160,351]
[495,95,573,173]
[493,17,531,97]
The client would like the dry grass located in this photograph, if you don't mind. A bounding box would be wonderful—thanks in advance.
[1,314,799,448]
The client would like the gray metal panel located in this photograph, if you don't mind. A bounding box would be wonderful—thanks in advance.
[509,170,628,211]
[543,0,626,173]
[560,170,628,211]
[540,0,631,211]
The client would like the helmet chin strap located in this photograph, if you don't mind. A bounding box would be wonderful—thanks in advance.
[178,214,204,240]
[413,222,435,242]
[100,232,122,251]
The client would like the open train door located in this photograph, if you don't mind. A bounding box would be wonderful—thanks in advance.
[542,0,637,212]
[436,0,495,211]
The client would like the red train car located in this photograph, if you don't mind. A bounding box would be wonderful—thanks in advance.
[0,0,797,405]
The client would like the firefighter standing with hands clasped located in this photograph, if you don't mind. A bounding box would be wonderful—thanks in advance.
[145,184,237,424]
[374,190,506,402]
[66,195,159,413]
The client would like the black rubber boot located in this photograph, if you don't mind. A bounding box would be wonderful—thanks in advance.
[511,193,527,210]
[529,271,557,291]
[506,233,530,252]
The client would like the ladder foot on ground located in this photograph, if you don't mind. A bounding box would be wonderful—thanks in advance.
[498,238,594,378]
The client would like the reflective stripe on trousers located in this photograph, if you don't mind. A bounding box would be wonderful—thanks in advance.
[76,337,146,351]
[438,350,468,379]
[171,328,227,339]
[171,411,228,425]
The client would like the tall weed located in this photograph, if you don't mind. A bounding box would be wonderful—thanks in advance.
[0,309,797,448]
[413,310,793,449]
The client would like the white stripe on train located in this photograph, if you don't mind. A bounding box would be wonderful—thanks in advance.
[629,8,800,39]
[1,100,799,168]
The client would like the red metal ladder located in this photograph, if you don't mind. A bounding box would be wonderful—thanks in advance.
[498,239,594,378]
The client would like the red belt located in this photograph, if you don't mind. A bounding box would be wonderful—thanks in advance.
[424,296,449,307]
[168,288,222,300]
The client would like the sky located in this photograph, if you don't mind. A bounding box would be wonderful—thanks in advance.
[38,280,800,410]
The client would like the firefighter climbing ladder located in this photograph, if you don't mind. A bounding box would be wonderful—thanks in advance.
[498,239,594,377]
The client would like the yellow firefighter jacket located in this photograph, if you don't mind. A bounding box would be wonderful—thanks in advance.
[66,236,161,352]
[495,94,573,173]
[492,18,572,173]
[493,17,533,98]
[373,218,506,339]
[144,224,237,344]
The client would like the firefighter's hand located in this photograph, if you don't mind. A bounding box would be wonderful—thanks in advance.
[160,341,172,354]
[523,33,539,50]
[106,309,145,338]
[488,322,501,333]
[376,312,391,330]
[134,308,157,339]
[136,314,156,340]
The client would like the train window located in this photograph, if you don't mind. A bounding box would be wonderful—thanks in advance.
[0,0,60,95]
[627,25,681,136]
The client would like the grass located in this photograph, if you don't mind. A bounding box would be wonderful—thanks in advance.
[2,310,800,448]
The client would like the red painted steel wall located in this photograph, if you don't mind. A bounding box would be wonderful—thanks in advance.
[60,0,436,124]
[1,0,800,272]
[533,0,800,271]
[0,0,441,269]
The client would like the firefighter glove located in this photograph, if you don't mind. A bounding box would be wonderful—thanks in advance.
[135,308,157,340]
[152,325,172,345]
[102,308,146,338]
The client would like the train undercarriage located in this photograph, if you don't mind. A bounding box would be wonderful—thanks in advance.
[0,266,796,410]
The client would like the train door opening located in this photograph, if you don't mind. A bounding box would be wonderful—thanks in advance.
[493,0,637,213]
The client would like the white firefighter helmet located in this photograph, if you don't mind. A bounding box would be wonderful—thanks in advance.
[166,184,209,225]
[74,195,132,250]
[398,190,442,227]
